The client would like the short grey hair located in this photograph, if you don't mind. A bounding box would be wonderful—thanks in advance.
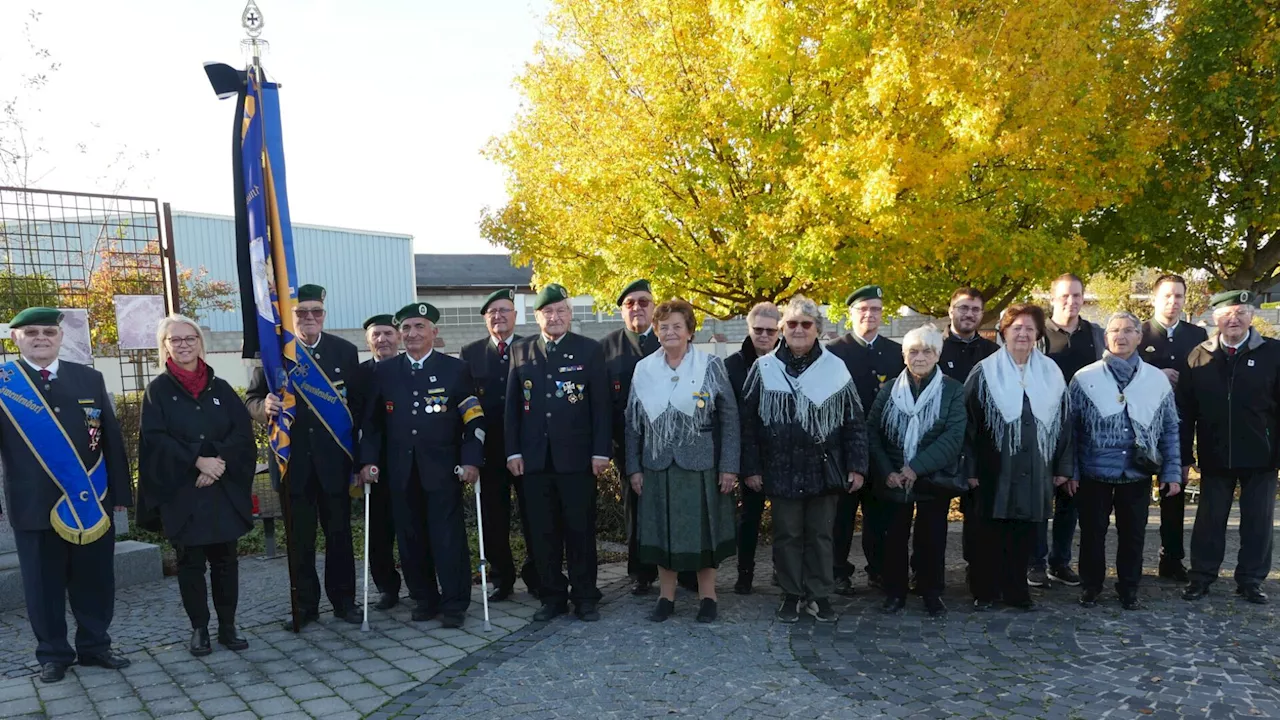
[156,313,207,366]
[746,302,781,325]
[781,295,824,334]
[901,324,943,356]
[1105,311,1142,330]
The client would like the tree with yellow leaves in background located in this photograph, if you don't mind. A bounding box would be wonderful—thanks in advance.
[482,0,1163,318]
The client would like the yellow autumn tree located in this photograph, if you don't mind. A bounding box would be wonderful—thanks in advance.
[483,0,1162,317]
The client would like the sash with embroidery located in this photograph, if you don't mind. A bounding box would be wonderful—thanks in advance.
[0,361,110,545]
[290,347,354,461]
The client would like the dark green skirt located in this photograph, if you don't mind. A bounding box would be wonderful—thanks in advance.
[636,466,737,572]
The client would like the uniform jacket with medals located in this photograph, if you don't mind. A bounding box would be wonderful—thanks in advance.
[828,333,906,417]
[0,361,131,530]
[505,332,611,474]
[460,334,518,468]
[359,351,485,492]
[245,332,362,496]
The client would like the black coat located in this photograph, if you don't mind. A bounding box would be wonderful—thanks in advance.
[939,332,999,383]
[138,368,255,546]
[246,332,362,496]
[1177,329,1280,473]
[359,352,485,492]
[505,333,611,474]
[828,333,906,417]
[0,360,131,530]
[1140,320,1208,375]
[460,334,518,467]
[724,334,774,402]
[601,327,660,457]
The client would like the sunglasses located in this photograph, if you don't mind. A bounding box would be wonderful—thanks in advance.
[294,308,325,318]
[751,327,779,336]
[785,320,815,330]
[622,298,652,309]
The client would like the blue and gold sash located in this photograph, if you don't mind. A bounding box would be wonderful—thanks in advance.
[0,361,110,545]
[290,345,353,461]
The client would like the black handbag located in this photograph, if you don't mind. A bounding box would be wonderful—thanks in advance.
[918,453,971,496]
[1133,443,1162,475]
[778,370,850,492]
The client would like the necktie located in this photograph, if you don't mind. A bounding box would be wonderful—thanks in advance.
[497,340,507,357]
[1227,346,1237,356]
[546,341,556,354]
[412,360,422,370]
[39,368,50,382]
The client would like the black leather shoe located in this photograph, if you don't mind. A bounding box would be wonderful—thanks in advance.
[1079,589,1101,608]
[734,572,753,595]
[412,604,440,622]
[972,599,994,611]
[533,602,568,622]
[575,604,601,622]
[79,650,130,670]
[867,573,884,589]
[488,586,514,603]
[38,662,67,683]
[1237,585,1268,604]
[696,598,718,623]
[1005,599,1036,611]
[1119,592,1143,611]
[631,580,653,596]
[333,606,363,625]
[649,597,675,622]
[189,628,212,657]
[217,626,249,651]
[1183,581,1211,601]
[833,576,857,597]
[375,591,400,610]
[282,609,320,632]
[923,595,947,617]
[881,596,906,614]
[1159,562,1189,582]
[440,612,466,628]
[677,572,699,593]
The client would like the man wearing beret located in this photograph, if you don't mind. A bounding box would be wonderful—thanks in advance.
[356,314,402,610]
[828,284,903,594]
[506,284,612,621]
[1139,274,1208,582]
[359,303,484,627]
[246,284,364,629]
[1179,290,1279,604]
[0,308,132,682]
[460,289,541,602]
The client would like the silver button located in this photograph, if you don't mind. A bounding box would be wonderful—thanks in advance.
[412,410,418,415]
[199,434,206,439]
[546,374,552,379]
[412,429,418,435]
[546,412,552,418]
[54,407,60,413]
[546,393,551,398]
[413,390,419,396]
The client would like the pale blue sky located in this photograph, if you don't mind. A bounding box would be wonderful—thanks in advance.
[0,0,549,253]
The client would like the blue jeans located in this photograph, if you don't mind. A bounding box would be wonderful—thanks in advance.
[1030,487,1077,570]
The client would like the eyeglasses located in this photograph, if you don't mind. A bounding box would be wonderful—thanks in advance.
[785,320,815,330]
[622,298,652,309]
[20,327,60,338]
[484,307,514,317]
[166,336,200,347]
[539,307,572,318]
[751,326,779,336]
[293,308,325,318]
[952,305,983,315]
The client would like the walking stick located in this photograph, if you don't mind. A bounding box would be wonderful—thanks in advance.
[361,480,372,632]
[458,466,492,631]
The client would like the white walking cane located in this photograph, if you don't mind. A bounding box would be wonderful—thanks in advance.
[458,465,492,631]
[361,477,373,632]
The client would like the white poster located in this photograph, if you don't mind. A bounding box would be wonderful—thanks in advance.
[57,308,92,365]
[115,295,166,351]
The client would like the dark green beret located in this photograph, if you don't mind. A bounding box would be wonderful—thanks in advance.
[615,279,652,307]
[1210,289,1257,310]
[394,302,440,325]
[362,314,395,330]
[534,283,570,311]
[480,288,516,315]
[844,284,884,307]
[9,307,63,328]
[297,284,326,303]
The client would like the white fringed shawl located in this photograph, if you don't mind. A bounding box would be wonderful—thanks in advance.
[1070,356,1175,458]
[626,347,724,452]
[746,347,861,441]
[975,348,1068,458]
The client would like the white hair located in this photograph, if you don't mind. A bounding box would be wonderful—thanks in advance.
[156,313,206,366]
[901,324,943,355]
[781,295,824,334]
[746,302,781,324]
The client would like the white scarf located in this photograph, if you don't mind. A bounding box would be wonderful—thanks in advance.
[976,348,1067,458]
[747,347,861,441]
[626,346,721,451]
[883,368,945,464]
[1071,357,1174,457]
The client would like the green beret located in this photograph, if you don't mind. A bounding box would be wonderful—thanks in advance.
[297,284,326,303]
[9,307,63,329]
[534,283,570,311]
[1210,289,1257,310]
[479,288,516,315]
[845,284,884,307]
[362,314,395,330]
[615,279,652,307]
[394,302,440,325]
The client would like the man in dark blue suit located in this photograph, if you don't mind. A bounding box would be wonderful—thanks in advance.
[359,302,484,628]
[355,314,402,610]
[0,307,132,683]
[460,288,540,602]
[505,284,612,622]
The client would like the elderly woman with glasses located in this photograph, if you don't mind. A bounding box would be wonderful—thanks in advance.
[1070,311,1181,610]
[867,325,967,616]
[742,295,868,624]
[139,314,255,656]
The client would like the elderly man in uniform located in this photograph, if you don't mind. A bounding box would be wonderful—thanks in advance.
[460,289,541,602]
[0,308,132,682]
[828,285,903,593]
[359,302,484,627]
[1139,274,1208,582]
[247,284,363,629]
[506,284,612,621]
[356,314,402,610]
[1180,290,1278,605]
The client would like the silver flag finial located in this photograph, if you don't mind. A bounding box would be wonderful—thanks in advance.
[242,0,264,39]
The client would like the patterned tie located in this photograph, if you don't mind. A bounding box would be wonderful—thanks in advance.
[39,368,50,382]
[497,340,507,357]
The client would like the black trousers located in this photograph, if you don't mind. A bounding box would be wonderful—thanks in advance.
[524,471,602,606]
[737,484,768,574]
[367,473,400,597]
[1159,482,1186,563]
[832,489,888,580]
[479,461,540,592]
[884,499,948,599]
[393,466,471,614]
[287,468,356,614]
[1077,479,1148,594]
[960,491,979,564]
[14,526,115,666]
[176,540,239,629]
[970,516,1034,605]
[1189,470,1277,588]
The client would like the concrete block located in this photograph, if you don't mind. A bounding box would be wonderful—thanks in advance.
[0,539,162,611]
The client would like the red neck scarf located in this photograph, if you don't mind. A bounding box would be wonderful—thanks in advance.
[167,358,209,398]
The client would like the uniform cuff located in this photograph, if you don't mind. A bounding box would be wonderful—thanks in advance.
[506,454,522,462]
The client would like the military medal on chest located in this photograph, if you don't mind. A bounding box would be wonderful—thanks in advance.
[83,406,103,452]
